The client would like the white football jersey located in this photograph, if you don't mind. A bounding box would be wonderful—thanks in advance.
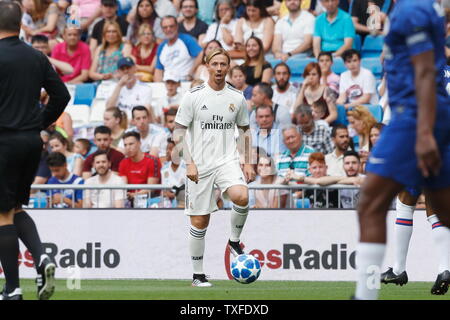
[175,82,249,177]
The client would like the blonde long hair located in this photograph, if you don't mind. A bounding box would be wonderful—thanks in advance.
[347,105,377,137]
[100,21,123,51]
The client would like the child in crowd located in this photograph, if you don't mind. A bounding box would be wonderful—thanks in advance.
[311,100,330,128]
[74,138,97,159]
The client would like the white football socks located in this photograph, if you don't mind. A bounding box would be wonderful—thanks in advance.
[393,198,415,275]
[427,214,450,274]
[355,242,386,300]
[230,204,249,242]
[189,225,207,275]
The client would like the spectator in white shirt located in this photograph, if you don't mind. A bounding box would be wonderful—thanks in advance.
[153,72,182,122]
[106,57,153,119]
[336,49,378,109]
[325,124,351,176]
[271,62,298,118]
[201,0,237,51]
[154,15,203,82]
[161,139,186,207]
[83,150,126,208]
[120,106,169,161]
[272,0,315,61]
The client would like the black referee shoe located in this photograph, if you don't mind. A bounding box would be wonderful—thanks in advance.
[380,267,408,286]
[431,270,450,295]
[36,255,56,300]
[0,287,23,300]
[228,240,244,257]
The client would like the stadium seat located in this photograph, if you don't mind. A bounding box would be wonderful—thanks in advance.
[361,35,384,58]
[290,75,304,85]
[331,57,347,75]
[89,99,107,124]
[180,81,192,94]
[335,104,348,126]
[353,34,362,52]
[95,80,116,100]
[65,84,76,106]
[361,57,383,79]
[266,56,282,69]
[149,82,167,101]
[286,57,316,77]
[334,104,384,126]
[73,83,97,106]
[65,104,91,127]
[367,104,384,122]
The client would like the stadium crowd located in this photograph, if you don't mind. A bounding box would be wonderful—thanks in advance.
[16,0,450,209]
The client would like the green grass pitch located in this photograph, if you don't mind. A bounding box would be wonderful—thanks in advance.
[11,279,450,300]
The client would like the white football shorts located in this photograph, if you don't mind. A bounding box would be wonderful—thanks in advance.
[184,160,247,215]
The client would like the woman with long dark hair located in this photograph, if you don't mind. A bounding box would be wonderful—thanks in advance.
[126,0,164,45]
[241,36,272,85]
[234,0,274,53]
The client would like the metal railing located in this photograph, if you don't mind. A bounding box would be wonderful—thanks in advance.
[29,184,364,209]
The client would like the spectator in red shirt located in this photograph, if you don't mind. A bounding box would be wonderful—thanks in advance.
[51,27,91,84]
[119,131,161,206]
[82,125,125,180]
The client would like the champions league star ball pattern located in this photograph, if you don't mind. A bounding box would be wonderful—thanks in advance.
[230,254,261,284]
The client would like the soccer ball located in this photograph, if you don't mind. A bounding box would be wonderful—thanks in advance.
[230,254,261,284]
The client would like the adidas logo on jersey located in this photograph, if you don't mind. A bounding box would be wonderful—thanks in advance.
[201,105,208,110]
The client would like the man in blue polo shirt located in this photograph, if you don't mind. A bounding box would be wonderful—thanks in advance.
[313,0,355,58]
[154,15,203,82]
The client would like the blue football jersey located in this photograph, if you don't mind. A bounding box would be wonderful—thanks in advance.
[384,0,450,116]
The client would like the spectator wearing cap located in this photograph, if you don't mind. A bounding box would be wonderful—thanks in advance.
[89,0,129,57]
[152,72,182,123]
[154,16,203,82]
[51,27,91,84]
[106,57,154,119]
[313,0,355,58]
[178,0,208,43]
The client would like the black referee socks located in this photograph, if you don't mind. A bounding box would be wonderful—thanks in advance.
[14,211,44,269]
[0,225,20,293]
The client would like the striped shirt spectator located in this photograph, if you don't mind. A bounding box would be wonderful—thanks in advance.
[276,126,316,181]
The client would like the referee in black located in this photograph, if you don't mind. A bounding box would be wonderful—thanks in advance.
[0,1,70,300]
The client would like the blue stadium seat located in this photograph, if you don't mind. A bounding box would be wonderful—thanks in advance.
[285,57,316,77]
[334,104,384,126]
[361,57,383,79]
[290,75,304,85]
[353,34,362,52]
[361,35,384,58]
[367,104,384,122]
[266,56,282,69]
[335,104,348,126]
[331,57,347,75]
[73,83,97,106]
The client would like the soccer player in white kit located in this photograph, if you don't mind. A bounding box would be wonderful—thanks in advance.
[174,48,256,287]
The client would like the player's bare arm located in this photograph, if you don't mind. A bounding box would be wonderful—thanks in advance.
[173,122,198,183]
[237,124,256,183]
[412,50,442,178]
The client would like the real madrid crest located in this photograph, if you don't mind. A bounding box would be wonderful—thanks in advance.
[229,103,235,112]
